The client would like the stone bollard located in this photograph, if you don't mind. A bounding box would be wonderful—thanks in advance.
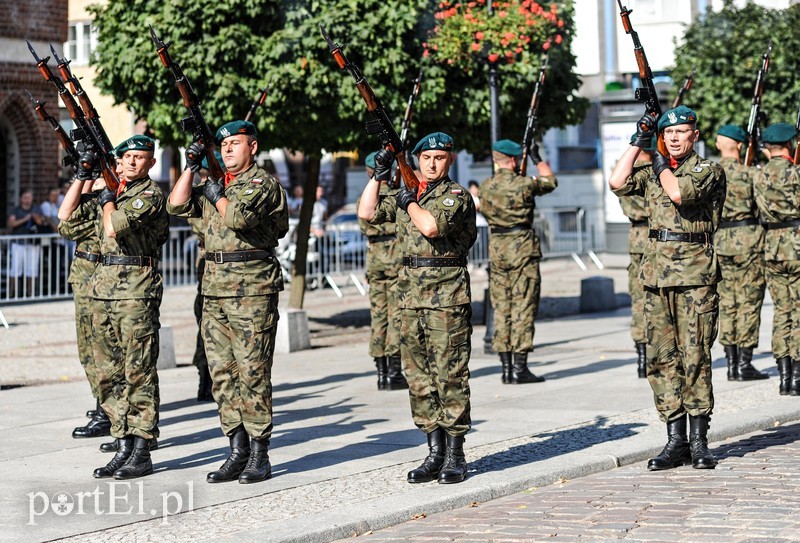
[579,276,616,313]
[275,308,311,353]
[157,325,176,369]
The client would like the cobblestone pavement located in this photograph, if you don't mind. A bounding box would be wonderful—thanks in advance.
[345,421,800,543]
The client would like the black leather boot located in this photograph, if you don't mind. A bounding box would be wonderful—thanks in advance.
[239,437,272,484]
[647,415,691,470]
[635,343,647,378]
[737,347,768,381]
[375,356,388,391]
[86,399,100,419]
[509,352,545,384]
[207,426,251,483]
[197,366,214,402]
[438,433,468,484]
[789,360,800,396]
[688,415,717,469]
[93,436,134,478]
[386,356,409,390]
[113,436,154,479]
[777,357,792,396]
[407,427,445,483]
[499,352,512,384]
[724,345,738,381]
[73,406,112,438]
[100,437,158,453]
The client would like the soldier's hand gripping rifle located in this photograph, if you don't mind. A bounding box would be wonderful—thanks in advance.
[671,68,696,109]
[617,0,667,157]
[519,52,549,177]
[744,41,772,166]
[391,68,423,188]
[149,25,225,181]
[244,80,271,123]
[27,42,119,192]
[320,25,419,192]
[27,91,80,170]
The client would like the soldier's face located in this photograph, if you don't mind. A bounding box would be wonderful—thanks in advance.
[221,135,257,174]
[662,125,699,159]
[121,151,155,181]
[418,150,453,182]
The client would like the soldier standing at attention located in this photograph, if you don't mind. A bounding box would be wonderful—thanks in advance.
[619,135,655,378]
[358,132,477,485]
[753,123,800,395]
[714,125,768,382]
[168,120,288,484]
[609,106,726,471]
[78,135,169,480]
[479,139,556,384]
[358,151,407,390]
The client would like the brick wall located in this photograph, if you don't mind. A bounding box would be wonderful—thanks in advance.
[0,0,68,43]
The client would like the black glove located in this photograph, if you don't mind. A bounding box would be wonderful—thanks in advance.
[529,141,543,165]
[76,151,98,181]
[185,141,206,172]
[396,186,417,212]
[97,188,116,208]
[203,178,225,206]
[651,152,671,179]
[632,113,657,148]
[373,149,394,182]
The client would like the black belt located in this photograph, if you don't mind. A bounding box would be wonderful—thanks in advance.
[403,256,467,268]
[648,229,711,243]
[74,250,100,263]
[205,249,275,263]
[491,225,531,234]
[630,220,648,227]
[101,255,158,267]
[368,234,396,243]
[763,219,800,230]
[718,219,759,229]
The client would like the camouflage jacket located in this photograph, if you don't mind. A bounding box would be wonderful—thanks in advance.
[714,157,764,256]
[91,176,169,300]
[167,162,289,297]
[613,152,726,288]
[58,190,100,291]
[359,182,400,273]
[372,176,476,309]
[479,168,557,260]
[753,156,800,261]
[620,159,651,254]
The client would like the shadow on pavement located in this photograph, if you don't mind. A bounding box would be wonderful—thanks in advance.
[713,421,800,460]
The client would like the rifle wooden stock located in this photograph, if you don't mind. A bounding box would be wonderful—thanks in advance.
[28,92,80,169]
[671,68,695,109]
[244,82,270,123]
[744,41,772,166]
[519,53,549,177]
[392,69,423,187]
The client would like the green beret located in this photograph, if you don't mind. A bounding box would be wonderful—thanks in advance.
[200,150,225,172]
[657,105,697,132]
[115,135,155,155]
[629,133,657,153]
[492,139,523,157]
[762,123,798,144]
[717,124,747,143]
[215,120,257,144]
[365,151,378,169]
[412,131,454,155]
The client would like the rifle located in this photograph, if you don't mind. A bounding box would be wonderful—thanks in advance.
[391,68,423,188]
[744,41,772,166]
[617,0,666,156]
[27,42,120,191]
[320,25,419,192]
[244,80,270,123]
[149,25,225,180]
[792,91,800,164]
[671,68,696,109]
[519,53,549,177]
[26,91,80,170]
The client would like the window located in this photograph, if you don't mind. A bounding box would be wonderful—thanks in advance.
[65,22,97,65]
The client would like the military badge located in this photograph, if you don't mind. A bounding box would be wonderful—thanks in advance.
[450,189,462,194]
[442,197,455,207]
[251,179,263,185]
[245,189,254,195]
[143,190,154,196]
[219,127,231,138]
[132,198,144,210]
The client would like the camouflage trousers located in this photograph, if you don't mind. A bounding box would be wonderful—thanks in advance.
[627,251,646,344]
[192,287,208,370]
[489,260,540,353]
[202,294,279,440]
[764,259,800,360]
[92,298,161,439]
[400,305,472,436]
[644,285,718,423]
[717,252,766,348]
[366,264,401,358]
[74,289,103,398]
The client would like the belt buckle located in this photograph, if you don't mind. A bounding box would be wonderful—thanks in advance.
[657,229,669,242]
[409,255,419,269]
[101,255,110,266]
[214,252,224,264]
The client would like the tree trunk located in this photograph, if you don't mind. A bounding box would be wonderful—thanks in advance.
[288,153,321,309]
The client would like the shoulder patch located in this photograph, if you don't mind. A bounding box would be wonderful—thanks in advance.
[450,189,462,194]
[442,197,455,207]
[142,190,154,196]
[132,198,144,210]
[251,179,263,185]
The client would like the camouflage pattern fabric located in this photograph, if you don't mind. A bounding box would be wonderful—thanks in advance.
[763,260,800,360]
[479,168,556,353]
[188,211,207,371]
[619,160,650,344]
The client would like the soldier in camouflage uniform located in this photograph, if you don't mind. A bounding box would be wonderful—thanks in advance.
[619,135,655,378]
[358,151,407,391]
[168,120,289,484]
[359,132,477,485]
[610,106,726,470]
[479,139,556,384]
[713,125,768,382]
[77,135,169,480]
[752,123,800,396]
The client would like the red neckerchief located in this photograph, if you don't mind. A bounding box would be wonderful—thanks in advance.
[778,153,794,164]
[115,176,127,197]
[668,155,679,169]
[223,172,236,188]
[416,180,428,199]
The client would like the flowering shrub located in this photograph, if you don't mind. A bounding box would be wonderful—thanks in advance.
[425,0,564,70]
